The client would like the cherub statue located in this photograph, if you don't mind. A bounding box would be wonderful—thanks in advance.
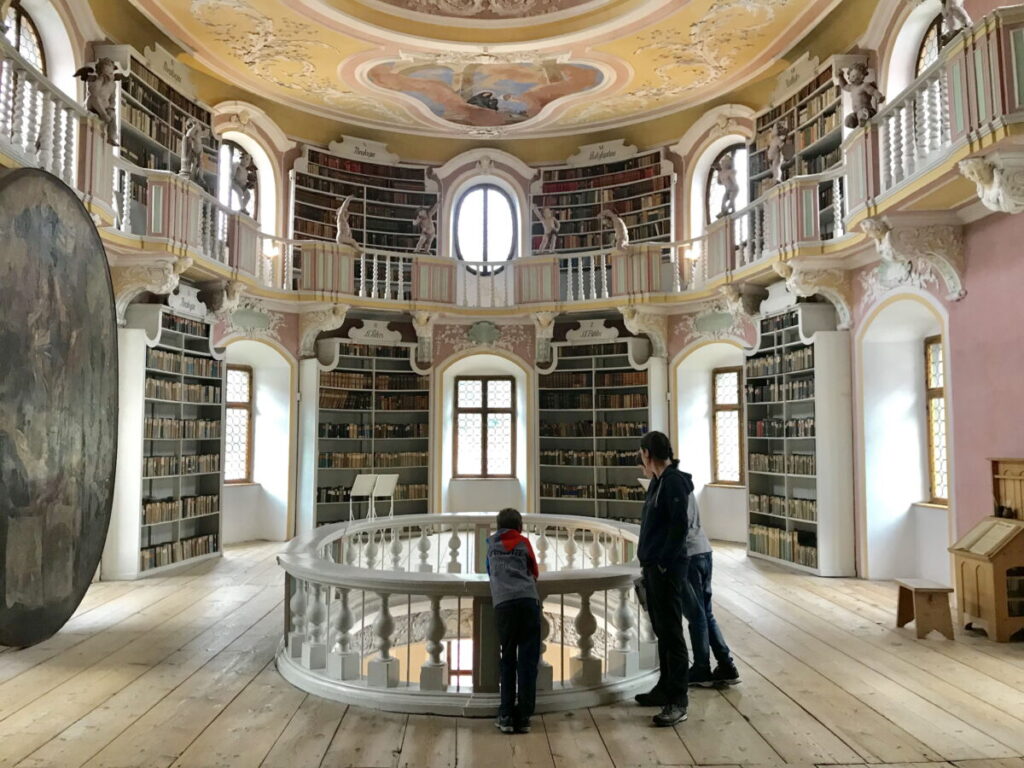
[713,152,740,218]
[74,58,126,147]
[598,209,629,250]
[767,121,788,184]
[179,118,206,185]
[835,63,885,129]
[939,0,972,43]
[413,203,439,253]
[335,195,358,247]
[229,150,256,212]
[532,204,561,252]
[0,1,13,32]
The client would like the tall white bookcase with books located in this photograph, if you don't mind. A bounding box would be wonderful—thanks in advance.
[104,294,225,579]
[538,321,652,522]
[297,322,429,530]
[744,301,854,576]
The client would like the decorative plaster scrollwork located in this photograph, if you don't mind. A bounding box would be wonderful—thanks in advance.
[220,295,285,342]
[412,311,436,365]
[531,311,557,365]
[198,279,246,319]
[860,218,965,301]
[772,262,853,330]
[719,282,768,319]
[111,255,192,326]
[618,305,668,358]
[959,154,1024,215]
[299,304,349,358]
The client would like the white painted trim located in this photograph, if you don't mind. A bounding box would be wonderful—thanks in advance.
[212,101,297,155]
[435,148,536,181]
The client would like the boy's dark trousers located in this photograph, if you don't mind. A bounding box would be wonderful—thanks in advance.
[494,597,541,722]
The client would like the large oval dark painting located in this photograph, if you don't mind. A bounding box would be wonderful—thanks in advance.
[0,169,118,647]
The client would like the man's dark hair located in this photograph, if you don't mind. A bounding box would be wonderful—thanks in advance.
[640,430,674,462]
[497,507,522,532]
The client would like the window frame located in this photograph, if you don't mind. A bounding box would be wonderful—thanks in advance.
[453,183,517,274]
[5,1,46,75]
[452,375,517,479]
[924,335,948,505]
[225,364,254,485]
[915,14,945,78]
[704,143,747,226]
[711,365,744,486]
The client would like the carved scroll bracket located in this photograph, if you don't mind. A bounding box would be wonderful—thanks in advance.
[198,279,247,320]
[959,152,1024,215]
[531,311,557,365]
[618,305,668,358]
[299,303,349,358]
[110,255,192,326]
[412,311,436,366]
[860,217,965,301]
[772,262,853,330]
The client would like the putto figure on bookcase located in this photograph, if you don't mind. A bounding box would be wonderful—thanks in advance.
[532,204,561,252]
[598,209,630,250]
[179,119,207,186]
[229,150,256,213]
[834,63,885,129]
[713,152,740,218]
[74,58,126,147]
[767,121,788,184]
[413,203,439,253]
[335,195,359,247]
[939,0,972,43]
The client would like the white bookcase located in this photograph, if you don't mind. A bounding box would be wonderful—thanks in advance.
[744,302,854,576]
[538,325,652,521]
[298,330,429,530]
[104,300,224,580]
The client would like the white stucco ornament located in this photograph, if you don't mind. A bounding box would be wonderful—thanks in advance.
[959,154,1024,215]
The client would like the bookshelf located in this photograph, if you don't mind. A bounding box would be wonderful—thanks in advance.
[530,149,674,254]
[304,339,429,527]
[748,57,860,241]
[104,300,224,580]
[290,146,439,253]
[95,45,219,191]
[538,338,652,521]
[744,302,854,576]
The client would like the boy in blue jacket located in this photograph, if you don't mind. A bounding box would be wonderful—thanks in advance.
[486,507,541,734]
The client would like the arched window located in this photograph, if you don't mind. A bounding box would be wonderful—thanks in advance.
[454,183,516,273]
[217,140,259,220]
[4,2,45,74]
[705,144,748,225]
[915,14,945,77]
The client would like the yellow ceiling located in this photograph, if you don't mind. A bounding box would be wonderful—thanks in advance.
[91,0,881,162]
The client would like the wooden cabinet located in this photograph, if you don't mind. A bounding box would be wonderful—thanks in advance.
[949,516,1024,642]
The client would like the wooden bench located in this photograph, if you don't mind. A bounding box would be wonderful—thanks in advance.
[896,578,954,640]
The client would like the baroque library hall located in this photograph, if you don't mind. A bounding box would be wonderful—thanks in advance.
[4,0,1024,765]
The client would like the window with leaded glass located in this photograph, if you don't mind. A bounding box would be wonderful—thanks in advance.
[916,14,945,77]
[4,2,45,74]
[453,376,515,478]
[225,365,253,483]
[925,336,948,503]
[712,366,743,485]
[454,185,516,274]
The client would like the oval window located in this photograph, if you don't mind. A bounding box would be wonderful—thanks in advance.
[455,184,516,272]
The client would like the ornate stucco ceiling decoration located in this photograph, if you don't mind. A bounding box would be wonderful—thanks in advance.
[128,0,847,138]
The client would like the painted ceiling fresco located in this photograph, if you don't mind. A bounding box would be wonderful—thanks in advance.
[128,0,846,137]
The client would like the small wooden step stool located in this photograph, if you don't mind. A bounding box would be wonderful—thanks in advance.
[896,578,955,640]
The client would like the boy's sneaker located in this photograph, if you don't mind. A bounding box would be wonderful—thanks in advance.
[514,718,532,734]
[495,715,515,734]
[652,703,688,727]
[687,666,715,687]
[712,663,741,686]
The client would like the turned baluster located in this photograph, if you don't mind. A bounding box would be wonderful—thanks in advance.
[36,93,54,172]
[537,604,554,690]
[9,66,24,152]
[61,107,75,185]
[397,256,406,300]
[367,591,399,687]
[447,524,462,573]
[535,526,549,571]
[417,524,432,572]
[609,585,639,677]
[564,527,578,569]
[570,590,601,685]
[565,257,575,302]
[23,76,37,157]
[365,529,380,570]
[588,532,603,568]
[419,594,449,691]
[0,60,11,140]
[890,109,904,186]
[833,177,844,237]
[390,526,403,571]
[638,606,658,669]
[287,578,308,657]
[879,119,892,190]
[938,75,951,145]
[576,257,584,302]
[912,88,927,169]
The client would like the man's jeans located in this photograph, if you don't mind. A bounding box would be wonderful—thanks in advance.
[681,552,733,673]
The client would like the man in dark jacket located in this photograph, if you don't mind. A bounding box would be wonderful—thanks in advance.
[635,430,691,727]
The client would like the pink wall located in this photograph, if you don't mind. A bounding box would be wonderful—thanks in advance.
[950,212,1024,532]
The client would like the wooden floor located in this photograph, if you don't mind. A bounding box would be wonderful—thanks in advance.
[1,542,1023,768]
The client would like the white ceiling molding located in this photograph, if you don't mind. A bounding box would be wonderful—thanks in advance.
[668,104,755,164]
[434,147,537,181]
[211,101,297,156]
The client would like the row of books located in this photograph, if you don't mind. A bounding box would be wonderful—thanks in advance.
[750,452,816,475]
[796,110,841,152]
[318,422,428,439]
[321,371,372,389]
[294,204,421,234]
[748,418,816,438]
[540,153,660,183]
[144,418,220,440]
[561,343,629,357]
[130,63,212,123]
[318,451,428,468]
[162,315,208,337]
[142,494,219,525]
[541,483,645,501]
[316,483,428,503]
[749,524,817,568]
[532,195,670,224]
[541,372,590,388]
[140,533,218,572]
[541,393,592,409]
[305,161,425,193]
[295,172,436,207]
[146,349,222,378]
[307,150,426,181]
[799,146,843,176]
[119,141,164,173]
[337,345,408,359]
[293,189,425,221]
[320,392,371,410]
[745,348,815,377]
[745,378,815,403]
[532,176,671,209]
[375,374,430,391]
[761,312,799,333]
[540,449,639,466]
[598,393,647,409]
[540,420,647,437]
[145,378,222,403]
[541,165,659,194]
[796,86,841,127]
[377,394,429,410]
[597,371,646,387]
[143,453,220,477]
[121,99,175,150]
[749,494,817,522]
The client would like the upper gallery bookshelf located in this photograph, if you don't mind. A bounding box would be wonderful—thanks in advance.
[538,331,652,520]
[530,146,674,254]
[290,144,439,254]
[96,44,219,190]
[104,299,224,580]
[748,56,862,241]
[744,301,853,577]
[304,335,429,527]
